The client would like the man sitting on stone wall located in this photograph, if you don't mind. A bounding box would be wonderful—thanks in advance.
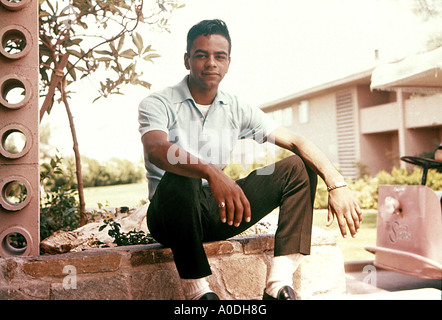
[138,19,362,300]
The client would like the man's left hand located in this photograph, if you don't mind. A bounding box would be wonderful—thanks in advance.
[326,187,362,238]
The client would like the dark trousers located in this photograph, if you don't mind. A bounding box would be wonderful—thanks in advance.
[146,155,317,279]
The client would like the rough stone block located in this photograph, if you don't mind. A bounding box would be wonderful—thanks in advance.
[51,274,130,300]
[234,234,274,254]
[295,245,346,299]
[129,244,174,267]
[210,255,268,300]
[0,258,19,284]
[204,240,240,256]
[130,269,183,300]
[23,252,122,277]
[311,226,339,246]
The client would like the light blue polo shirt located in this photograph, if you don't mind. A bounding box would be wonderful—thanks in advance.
[138,76,278,199]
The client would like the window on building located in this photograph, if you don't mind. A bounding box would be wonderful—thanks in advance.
[272,109,282,125]
[282,107,293,127]
[298,100,309,124]
[267,107,293,127]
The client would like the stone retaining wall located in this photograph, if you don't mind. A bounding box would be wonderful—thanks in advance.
[0,227,346,300]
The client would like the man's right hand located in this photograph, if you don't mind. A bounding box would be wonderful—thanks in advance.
[206,167,251,227]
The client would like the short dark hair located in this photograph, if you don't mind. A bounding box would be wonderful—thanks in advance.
[186,19,231,55]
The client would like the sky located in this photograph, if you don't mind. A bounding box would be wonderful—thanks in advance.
[41,0,438,162]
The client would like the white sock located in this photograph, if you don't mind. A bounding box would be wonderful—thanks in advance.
[265,253,304,298]
[180,277,211,300]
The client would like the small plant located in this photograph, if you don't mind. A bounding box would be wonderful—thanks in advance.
[40,152,80,240]
[98,218,156,246]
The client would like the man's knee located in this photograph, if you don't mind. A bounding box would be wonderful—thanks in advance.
[278,155,317,200]
[279,155,309,180]
[148,173,203,242]
[280,154,304,169]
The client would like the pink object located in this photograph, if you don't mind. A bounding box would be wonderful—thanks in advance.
[366,185,442,279]
[0,0,39,257]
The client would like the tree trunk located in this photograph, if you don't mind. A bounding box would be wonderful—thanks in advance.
[60,81,87,226]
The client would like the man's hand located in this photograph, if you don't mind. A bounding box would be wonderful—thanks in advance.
[326,187,362,238]
[207,167,251,227]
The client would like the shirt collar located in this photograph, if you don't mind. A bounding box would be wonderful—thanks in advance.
[172,75,229,105]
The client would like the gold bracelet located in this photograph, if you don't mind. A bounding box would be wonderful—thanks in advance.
[327,183,348,192]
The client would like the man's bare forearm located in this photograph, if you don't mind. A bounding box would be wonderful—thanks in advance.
[292,137,344,186]
[269,127,345,186]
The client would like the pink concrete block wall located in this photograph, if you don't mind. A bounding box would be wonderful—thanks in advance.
[0,0,39,257]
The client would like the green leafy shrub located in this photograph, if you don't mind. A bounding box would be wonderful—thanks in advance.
[40,153,80,240]
[98,218,156,246]
[81,157,145,187]
[39,153,146,241]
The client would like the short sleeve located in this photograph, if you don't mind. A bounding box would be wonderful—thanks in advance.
[138,95,170,138]
[238,103,279,144]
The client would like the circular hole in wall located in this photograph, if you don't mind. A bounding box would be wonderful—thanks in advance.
[0,124,32,159]
[0,25,31,59]
[0,227,32,256]
[0,76,32,109]
[0,176,32,211]
[2,29,26,55]
[0,0,30,11]
[1,232,27,255]
[2,180,27,205]
[2,130,26,155]
[2,78,26,104]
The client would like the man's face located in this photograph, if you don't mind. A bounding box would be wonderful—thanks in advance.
[185,34,231,91]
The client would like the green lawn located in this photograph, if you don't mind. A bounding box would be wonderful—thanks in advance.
[313,209,377,262]
[83,181,149,208]
[83,183,377,261]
